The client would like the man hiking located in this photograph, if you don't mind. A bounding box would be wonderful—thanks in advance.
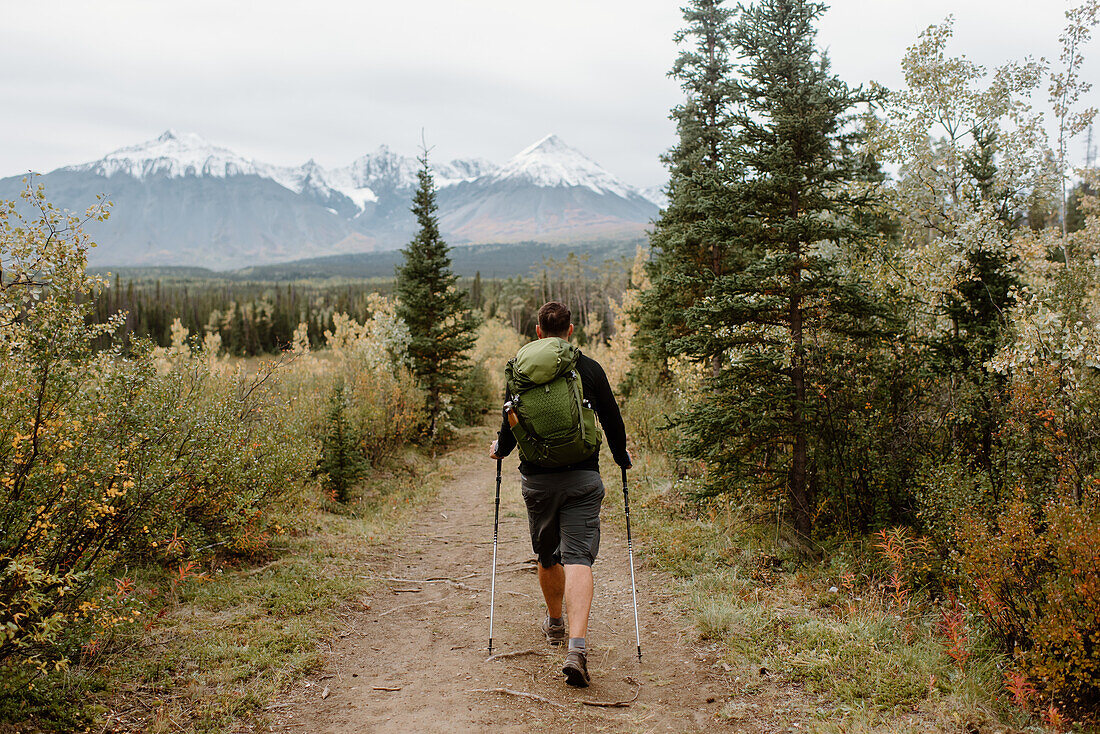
[489,301,631,688]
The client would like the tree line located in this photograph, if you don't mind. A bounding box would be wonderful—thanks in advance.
[84,277,396,355]
[87,254,633,357]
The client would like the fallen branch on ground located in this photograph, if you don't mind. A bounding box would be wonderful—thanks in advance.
[373,686,402,691]
[581,686,640,708]
[484,648,547,662]
[469,688,566,709]
[426,573,477,581]
[374,574,474,584]
[381,575,482,591]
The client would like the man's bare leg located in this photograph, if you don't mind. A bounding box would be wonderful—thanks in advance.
[563,564,593,639]
[537,563,565,618]
[561,563,594,686]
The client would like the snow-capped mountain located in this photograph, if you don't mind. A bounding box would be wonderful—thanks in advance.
[484,134,632,197]
[71,130,269,180]
[437,135,657,242]
[66,131,496,219]
[0,131,657,269]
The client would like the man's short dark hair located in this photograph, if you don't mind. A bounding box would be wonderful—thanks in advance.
[538,301,571,337]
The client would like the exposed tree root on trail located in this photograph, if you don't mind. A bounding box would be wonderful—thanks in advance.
[468,688,567,709]
[484,648,547,662]
[581,685,640,708]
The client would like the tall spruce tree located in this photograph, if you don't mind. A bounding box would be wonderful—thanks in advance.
[395,149,480,436]
[676,0,887,540]
[635,0,748,378]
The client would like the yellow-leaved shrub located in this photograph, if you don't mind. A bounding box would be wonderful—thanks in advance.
[0,184,315,675]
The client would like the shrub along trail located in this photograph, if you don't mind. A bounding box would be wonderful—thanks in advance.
[270,424,800,732]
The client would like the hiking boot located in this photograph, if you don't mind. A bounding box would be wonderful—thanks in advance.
[562,649,590,687]
[541,616,567,646]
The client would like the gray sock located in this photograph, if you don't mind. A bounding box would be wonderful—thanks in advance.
[549,616,564,627]
[568,637,586,652]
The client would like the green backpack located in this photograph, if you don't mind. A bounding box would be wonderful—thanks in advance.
[504,337,602,468]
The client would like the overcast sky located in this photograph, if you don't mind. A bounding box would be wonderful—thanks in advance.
[2,0,1097,188]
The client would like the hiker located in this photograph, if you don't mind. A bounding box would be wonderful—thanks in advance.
[488,301,631,688]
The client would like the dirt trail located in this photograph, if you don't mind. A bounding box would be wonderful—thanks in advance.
[271,426,782,732]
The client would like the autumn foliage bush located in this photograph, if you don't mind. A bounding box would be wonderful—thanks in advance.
[287,303,427,495]
[955,493,1100,715]
[0,185,315,677]
[949,363,1100,716]
[345,365,425,465]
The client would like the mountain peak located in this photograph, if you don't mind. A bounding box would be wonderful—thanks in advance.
[139,129,215,151]
[491,135,631,197]
[525,133,565,151]
[71,130,260,180]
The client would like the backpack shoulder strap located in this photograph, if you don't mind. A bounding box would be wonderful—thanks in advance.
[504,357,518,400]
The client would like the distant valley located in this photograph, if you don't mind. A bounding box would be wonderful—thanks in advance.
[89,238,644,283]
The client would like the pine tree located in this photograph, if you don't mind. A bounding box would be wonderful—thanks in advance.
[318,382,363,503]
[395,148,480,436]
[635,0,748,378]
[470,271,483,310]
[676,0,887,540]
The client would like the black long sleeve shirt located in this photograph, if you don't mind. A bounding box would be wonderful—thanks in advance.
[496,352,629,475]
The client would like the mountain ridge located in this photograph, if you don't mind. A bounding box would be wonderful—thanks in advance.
[1,130,661,269]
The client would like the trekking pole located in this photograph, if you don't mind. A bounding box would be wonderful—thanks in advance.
[488,457,502,655]
[622,466,642,661]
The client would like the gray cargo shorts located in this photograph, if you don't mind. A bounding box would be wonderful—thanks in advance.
[520,469,605,568]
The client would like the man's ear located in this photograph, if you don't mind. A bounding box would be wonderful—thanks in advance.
[567,324,574,339]
[535,324,544,339]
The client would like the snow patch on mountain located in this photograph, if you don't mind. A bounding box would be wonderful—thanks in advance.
[289,160,379,209]
[641,184,668,208]
[339,146,495,191]
[436,157,496,186]
[487,134,633,198]
[343,146,421,192]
